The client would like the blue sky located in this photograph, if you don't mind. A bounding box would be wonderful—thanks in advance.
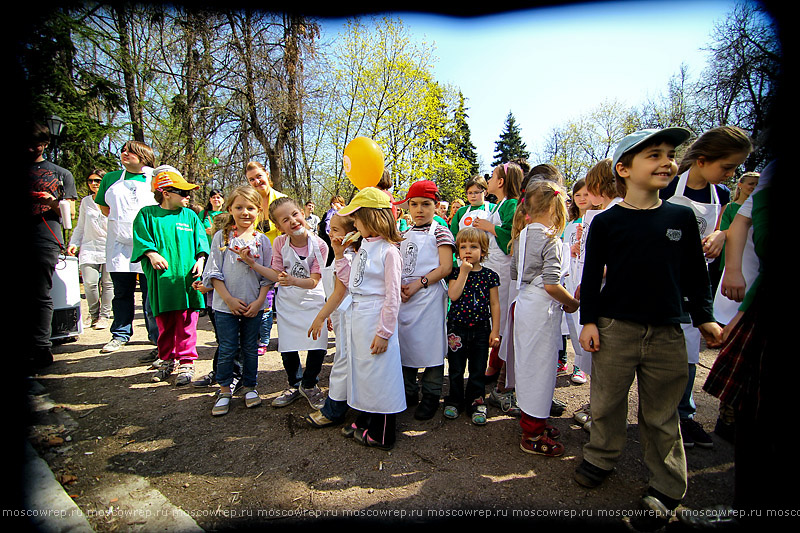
[321,0,738,173]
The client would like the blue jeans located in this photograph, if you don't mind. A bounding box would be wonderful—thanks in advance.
[259,305,273,346]
[110,272,158,344]
[321,397,349,422]
[215,310,263,389]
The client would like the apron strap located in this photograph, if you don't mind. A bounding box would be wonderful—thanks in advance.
[516,225,528,290]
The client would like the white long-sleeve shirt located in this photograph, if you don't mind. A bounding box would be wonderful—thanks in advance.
[68,195,108,265]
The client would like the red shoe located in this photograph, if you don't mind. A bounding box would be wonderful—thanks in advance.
[520,433,564,457]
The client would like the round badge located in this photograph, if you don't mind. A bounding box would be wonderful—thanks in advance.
[464,216,473,226]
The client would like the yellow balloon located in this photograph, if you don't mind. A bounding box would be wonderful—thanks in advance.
[343,137,384,189]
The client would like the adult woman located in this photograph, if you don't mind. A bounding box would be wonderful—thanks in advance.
[245,161,286,245]
[447,199,465,225]
[200,189,225,247]
[68,170,114,329]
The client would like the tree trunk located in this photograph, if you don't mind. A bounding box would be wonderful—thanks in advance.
[113,4,144,142]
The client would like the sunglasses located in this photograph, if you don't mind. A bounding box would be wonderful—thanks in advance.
[88,178,102,184]
[166,188,191,197]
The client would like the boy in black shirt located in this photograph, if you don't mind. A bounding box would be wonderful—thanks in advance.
[575,128,723,526]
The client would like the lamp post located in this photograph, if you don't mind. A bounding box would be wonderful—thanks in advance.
[46,114,65,163]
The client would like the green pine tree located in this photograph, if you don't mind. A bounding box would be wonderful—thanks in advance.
[492,111,529,166]
[453,92,479,176]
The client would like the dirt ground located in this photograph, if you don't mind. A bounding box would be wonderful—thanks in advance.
[25,291,736,532]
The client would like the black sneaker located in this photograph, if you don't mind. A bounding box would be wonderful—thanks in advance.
[681,418,713,449]
[414,394,439,420]
[138,348,158,364]
[550,398,566,417]
[192,371,216,387]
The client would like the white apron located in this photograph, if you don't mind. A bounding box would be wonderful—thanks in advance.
[327,249,355,402]
[345,239,405,414]
[275,233,328,352]
[457,202,492,231]
[482,199,516,334]
[561,237,592,375]
[105,170,156,273]
[397,222,448,368]
[714,224,758,324]
[503,225,563,418]
[667,171,722,364]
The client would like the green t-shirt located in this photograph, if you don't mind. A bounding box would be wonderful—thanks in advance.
[94,169,148,208]
[492,198,518,255]
[132,205,210,316]
[718,202,742,271]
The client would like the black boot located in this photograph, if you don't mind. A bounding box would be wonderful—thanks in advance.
[414,394,440,420]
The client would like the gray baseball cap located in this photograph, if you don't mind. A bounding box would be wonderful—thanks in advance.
[611,127,692,170]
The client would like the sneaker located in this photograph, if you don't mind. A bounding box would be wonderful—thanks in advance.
[272,387,300,407]
[488,388,520,416]
[570,367,587,384]
[94,317,110,330]
[354,428,394,451]
[629,494,673,532]
[574,459,613,488]
[520,433,564,457]
[257,344,268,356]
[299,385,326,410]
[192,371,216,387]
[174,363,195,386]
[149,357,167,370]
[138,348,159,364]
[151,360,175,382]
[212,392,232,416]
[471,400,488,426]
[242,387,262,408]
[306,410,337,428]
[681,418,713,449]
[414,394,440,420]
[443,404,459,420]
[101,338,126,353]
[231,376,244,395]
[557,362,569,374]
[573,405,591,426]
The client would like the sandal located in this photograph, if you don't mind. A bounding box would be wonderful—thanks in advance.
[354,429,394,451]
[242,387,262,408]
[545,423,561,439]
[341,422,359,438]
[212,392,232,416]
[443,404,459,420]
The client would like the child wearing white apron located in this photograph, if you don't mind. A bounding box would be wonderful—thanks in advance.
[393,181,455,420]
[271,231,329,408]
[502,181,579,457]
[336,187,406,450]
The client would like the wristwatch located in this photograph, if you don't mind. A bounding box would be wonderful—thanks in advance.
[421,276,429,289]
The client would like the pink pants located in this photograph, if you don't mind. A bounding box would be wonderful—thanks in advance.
[155,310,199,363]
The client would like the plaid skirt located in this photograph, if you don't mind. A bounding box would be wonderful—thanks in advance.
[702,294,765,412]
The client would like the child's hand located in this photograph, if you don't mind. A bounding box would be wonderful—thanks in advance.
[489,329,501,348]
[241,301,262,318]
[66,244,78,256]
[720,270,746,302]
[234,247,256,266]
[146,251,169,270]
[330,235,346,258]
[562,299,579,314]
[699,321,724,348]
[471,218,492,233]
[400,280,422,302]
[370,335,388,355]
[308,317,324,340]
[702,230,726,259]
[278,272,296,287]
[459,260,475,274]
[579,323,600,353]
[191,257,205,279]
[191,279,212,294]
[573,284,581,301]
[570,241,580,258]
[327,317,333,331]
[224,295,248,315]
